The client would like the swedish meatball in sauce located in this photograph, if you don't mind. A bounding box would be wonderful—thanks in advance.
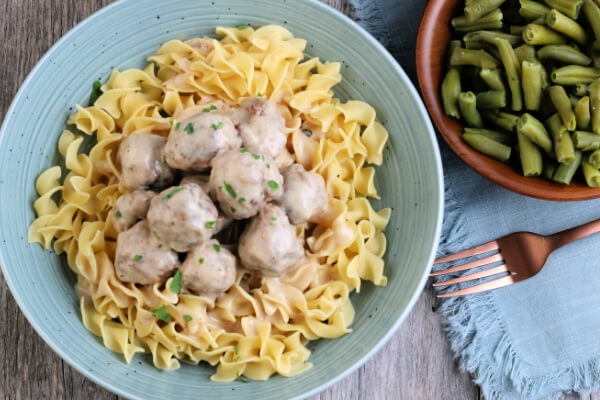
[119,133,174,190]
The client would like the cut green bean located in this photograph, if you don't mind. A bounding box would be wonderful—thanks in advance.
[464,30,522,46]
[463,132,512,161]
[544,0,583,19]
[441,68,462,118]
[510,25,527,35]
[483,110,521,131]
[548,85,577,131]
[583,0,600,44]
[458,91,484,127]
[514,44,537,63]
[551,66,600,85]
[519,0,551,19]
[573,130,600,150]
[452,9,504,32]
[537,45,591,66]
[523,24,567,45]
[588,149,600,168]
[517,113,553,153]
[582,161,600,187]
[543,161,558,179]
[569,95,580,109]
[465,0,507,21]
[476,90,507,109]
[464,40,502,60]
[545,9,587,45]
[447,40,462,69]
[464,127,516,145]
[546,113,575,163]
[590,80,600,133]
[495,38,522,111]
[517,130,544,175]
[522,61,543,110]
[574,84,589,96]
[575,96,591,129]
[480,68,505,90]
[553,150,582,184]
[592,51,600,69]
[450,47,500,69]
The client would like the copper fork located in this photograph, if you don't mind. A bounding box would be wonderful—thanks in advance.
[431,218,600,298]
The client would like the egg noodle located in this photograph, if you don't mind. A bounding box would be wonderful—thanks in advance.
[28,25,390,381]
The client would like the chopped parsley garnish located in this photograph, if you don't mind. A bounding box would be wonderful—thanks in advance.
[316,305,321,309]
[266,163,270,169]
[89,81,102,105]
[237,25,248,30]
[211,121,224,130]
[234,342,239,355]
[202,104,217,112]
[235,371,249,383]
[218,185,223,191]
[230,206,236,213]
[115,210,122,218]
[169,120,174,126]
[239,148,249,153]
[151,304,172,323]
[134,254,143,262]
[213,244,221,253]
[170,269,182,293]
[184,123,195,134]
[223,181,237,198]
[158,244,163,248]
[175,122,181,130]
[234,356,240,362]
[198,258,205,264]
[238,197,246,203]
[205,220,216,229]
[267,180,279,191]
[252,153,260,160]
[164,187,185,200]
[148,186,162,193]
[163,154,167,164]
[271,216,277,221]
[183,315,192,323]
[257,92,263,97]
[153,231,160,240]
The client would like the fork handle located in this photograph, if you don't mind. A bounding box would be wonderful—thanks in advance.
[550,218,600,251]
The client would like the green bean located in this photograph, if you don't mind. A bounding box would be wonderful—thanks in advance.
[450,47,500,69]
[582,161,600,187]
[495,38,522,111]
[510,25,527,35]
[465,0,507,21]
[573,130,600,150]
[519,0,551,19]
[476,90,507,109]
[545,9,587,45]
[464,40,502,60]
[452,9,504,32]
[553,150,582,184]
[548,85,577,131]
[592,51,600,69]
[441,68,462,119]
[464,31,522,47]
[537,45,591,66]
[546,113,575,163]
[583,0,600,44]
[588,149,600,168]
[447,40,462,69]
[522,61,544,110]
[590,79,600,133]
[544,0,583,19]
[480,68,505,90]
[517,113,553,153]
[459,91,484,127]
[517,130,544,175]
[523,24,567,45]
[483,110,521,131]
[569,95,580,109]
[464,127,516,145]
[463,132,512,161]
[574,84,588,96]
[543,161,558,179]
[514,44,537,63]
[575,96,591,129]
[551,66,600,85]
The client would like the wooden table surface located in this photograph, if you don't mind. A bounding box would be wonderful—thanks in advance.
[0,1,598,399]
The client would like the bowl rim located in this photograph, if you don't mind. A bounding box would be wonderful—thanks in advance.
[0,0,444,398]
[415,0,600,201]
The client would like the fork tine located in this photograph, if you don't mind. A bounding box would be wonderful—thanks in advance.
[436,275,516,298]
[433,264,508,287]
[430,253,503,277]
[434,240,499,264]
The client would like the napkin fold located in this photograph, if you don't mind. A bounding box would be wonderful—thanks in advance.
[350,0,600,398]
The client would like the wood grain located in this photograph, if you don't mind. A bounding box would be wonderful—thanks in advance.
[0,1,595,399]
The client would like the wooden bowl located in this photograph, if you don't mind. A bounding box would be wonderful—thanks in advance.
[416,0,600,201]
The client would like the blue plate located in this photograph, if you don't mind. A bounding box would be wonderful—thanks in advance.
[0,0,443,398]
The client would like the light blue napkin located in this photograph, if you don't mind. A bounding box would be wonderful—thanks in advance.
[350,0,600,398]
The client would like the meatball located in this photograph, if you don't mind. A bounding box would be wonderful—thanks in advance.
[181,239,237,295]
[119,133,174,190]
[236,98,287,158]
[110,190,155,232]
[164,113,241,171]
[278,164,328,224]
[147,183,218,252]
[114,220,179,285]
[238,204,304,276]
[180,174,210,193]
[209,149,283,219]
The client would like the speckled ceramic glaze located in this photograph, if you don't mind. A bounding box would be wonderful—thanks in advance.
[0,0,443,398]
